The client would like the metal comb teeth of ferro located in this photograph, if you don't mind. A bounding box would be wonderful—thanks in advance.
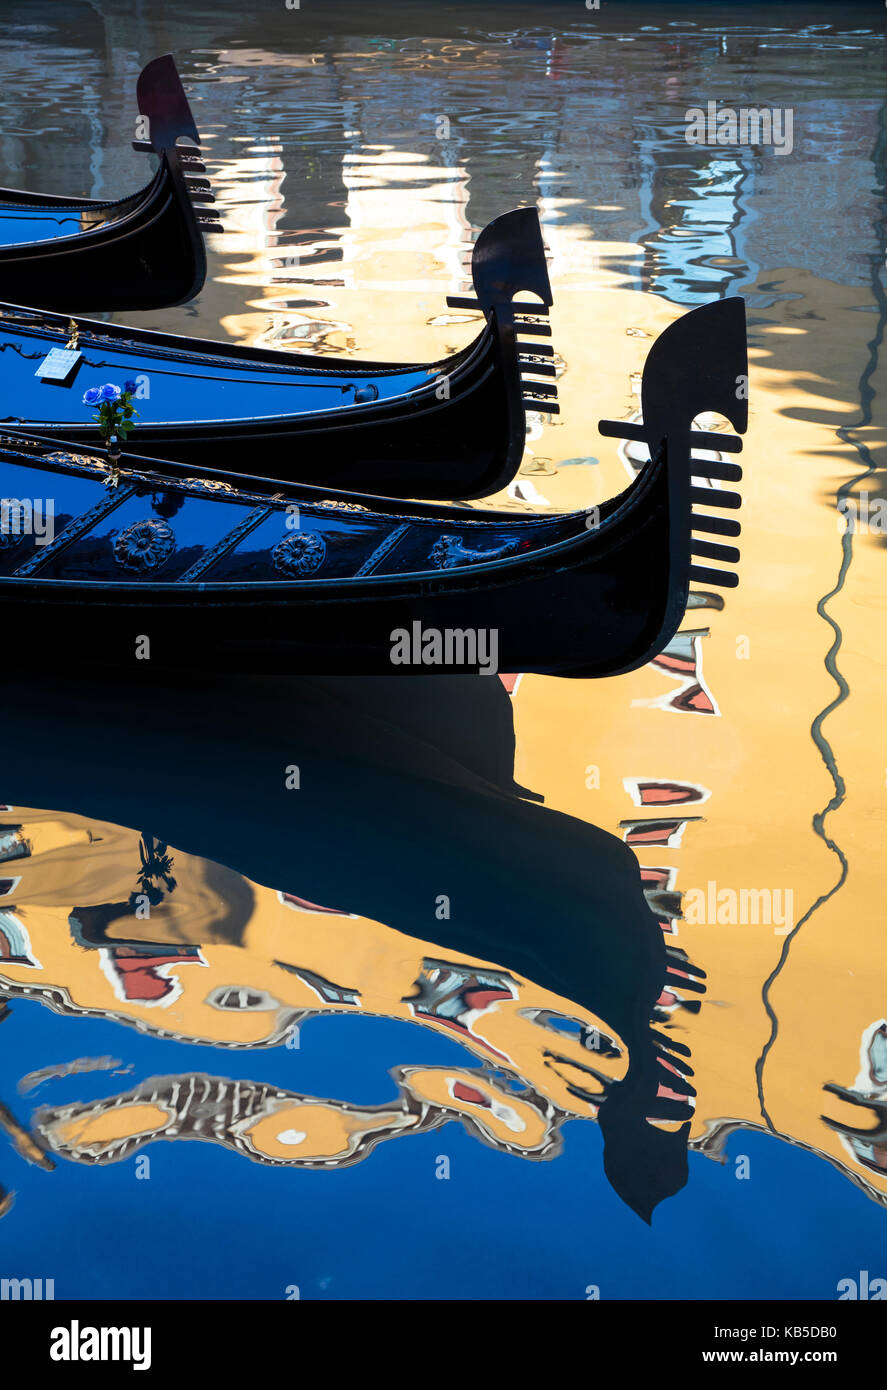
[598,417,744,589]
[445,293,560,416]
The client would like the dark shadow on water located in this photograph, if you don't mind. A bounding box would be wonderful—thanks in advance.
[0,669,702,1220]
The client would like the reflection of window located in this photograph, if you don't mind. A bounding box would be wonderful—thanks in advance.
[849,1136,887,1176]
[206,986,279,1012]
[619,816,702,849]
[624,778,710,808]
[867,1023,887,1087]
[272,960,359,1006]
[0,909,40,966]
[0,827,29,863]
[519,1006,621,1058]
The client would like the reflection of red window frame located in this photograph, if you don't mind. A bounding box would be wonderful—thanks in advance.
[640,866,676,890]
[646,630,720,717]
[100,946,205,1005]
[619,816,703,849]
[624,778,710,808]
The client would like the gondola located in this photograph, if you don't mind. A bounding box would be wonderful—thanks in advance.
[0,297,747,678]
[0,206,557,501]
[0,55,219,311]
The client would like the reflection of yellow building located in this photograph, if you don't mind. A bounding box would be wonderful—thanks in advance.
[503,265,887,1206]
[34,1064,562,1171]
[38,1073,420,1170]
[1,762,885,1206]
[0,806,629,1154]
[0,77,880,1216]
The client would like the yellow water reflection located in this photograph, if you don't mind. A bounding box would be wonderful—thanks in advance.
[1,806,630,1169]
[4,34,883,1217]
[131,121,887,1205]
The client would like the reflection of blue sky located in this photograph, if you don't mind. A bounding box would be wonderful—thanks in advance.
[638,151,756,306]
[2,998,886,1300]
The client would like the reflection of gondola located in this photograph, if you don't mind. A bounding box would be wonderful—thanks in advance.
[0,671,704,1219]
[0,299,747,678]
[0,57,218,311]
[0,205,554,500]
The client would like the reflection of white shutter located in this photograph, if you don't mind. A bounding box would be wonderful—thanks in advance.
[0,828,27,863]
[0,907,41,966]
[207,984,280,1012]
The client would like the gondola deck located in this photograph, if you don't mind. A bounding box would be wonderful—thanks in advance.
[0,298,748,678]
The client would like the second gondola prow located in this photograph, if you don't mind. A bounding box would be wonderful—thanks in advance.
[447,205,560,479]
[0,206,556,501]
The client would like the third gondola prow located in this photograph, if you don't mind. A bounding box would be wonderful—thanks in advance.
[0,54,219,311]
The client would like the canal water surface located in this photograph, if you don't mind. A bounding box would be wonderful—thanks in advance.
[0,0,885,1299]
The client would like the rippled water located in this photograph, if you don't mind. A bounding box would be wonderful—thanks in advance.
[0,0,886,1300]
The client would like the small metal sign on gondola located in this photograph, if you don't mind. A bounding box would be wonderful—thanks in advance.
[34,347,82,382]
[36,321,82,381]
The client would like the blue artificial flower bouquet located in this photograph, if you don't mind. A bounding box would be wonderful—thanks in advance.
[82,380,139,485]
[82,379,139,440]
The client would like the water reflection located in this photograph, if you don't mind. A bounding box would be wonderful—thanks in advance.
[0,672,702,1222]
[0,0,885,1296]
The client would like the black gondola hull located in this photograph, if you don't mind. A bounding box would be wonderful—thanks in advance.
[0,298,748,679]
[0,494,673,679]
[0,204,555,500]
[0,158,207,311]
[5,348,517,503]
